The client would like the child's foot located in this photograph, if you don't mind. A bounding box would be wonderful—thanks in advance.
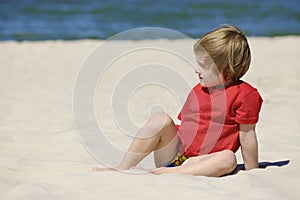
[92,166,116,172]
[150,167,167,175]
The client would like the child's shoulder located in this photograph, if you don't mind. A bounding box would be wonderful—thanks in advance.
[232,80,261,98]
[190,81,261,98]
[236,80,258,92]
[192,81,258,92]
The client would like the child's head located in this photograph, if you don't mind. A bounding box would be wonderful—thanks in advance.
[194,25,251,83]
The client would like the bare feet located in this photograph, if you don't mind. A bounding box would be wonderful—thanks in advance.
[92,166,170,175]
[92,166,116,172]
[151,167,164,175]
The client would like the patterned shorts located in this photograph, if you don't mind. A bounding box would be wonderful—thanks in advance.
[166,153,189,167]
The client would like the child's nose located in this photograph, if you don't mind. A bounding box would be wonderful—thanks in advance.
[195,67,201,74]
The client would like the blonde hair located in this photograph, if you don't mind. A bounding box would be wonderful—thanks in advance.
[194,25,251,82]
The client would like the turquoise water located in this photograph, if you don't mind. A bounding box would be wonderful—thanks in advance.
[0,0,300,40]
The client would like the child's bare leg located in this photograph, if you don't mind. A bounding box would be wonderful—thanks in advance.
[93,112,178,171]
[153,150,237,177]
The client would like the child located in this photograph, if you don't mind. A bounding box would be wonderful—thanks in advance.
[93,25,263,177]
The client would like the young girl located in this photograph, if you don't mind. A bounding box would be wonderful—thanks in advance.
[93,25,263,177]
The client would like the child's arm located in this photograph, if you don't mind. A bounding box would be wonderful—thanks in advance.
[239,124,259,170]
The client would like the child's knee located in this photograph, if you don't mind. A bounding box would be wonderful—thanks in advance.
[150,112,173,127]
[142,112,174,135]
[220,150,237,171]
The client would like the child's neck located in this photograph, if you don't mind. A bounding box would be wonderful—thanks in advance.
[205,80,240,90]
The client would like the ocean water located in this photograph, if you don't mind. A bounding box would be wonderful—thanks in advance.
[0,0,300,40]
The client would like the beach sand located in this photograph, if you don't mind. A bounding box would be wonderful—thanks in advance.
[0,37,299,199]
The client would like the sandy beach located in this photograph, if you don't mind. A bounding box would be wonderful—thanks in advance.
[0,37,299,199]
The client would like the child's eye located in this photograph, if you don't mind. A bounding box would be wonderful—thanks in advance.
[197,63,212,72]
[196,57,213,68]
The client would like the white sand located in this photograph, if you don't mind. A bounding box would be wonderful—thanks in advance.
[0,37,299,199]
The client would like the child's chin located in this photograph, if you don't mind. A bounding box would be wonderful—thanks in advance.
[199,82,209,88]
[200,82,224,88]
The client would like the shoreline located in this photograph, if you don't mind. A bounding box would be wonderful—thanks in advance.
[0,35,300,41]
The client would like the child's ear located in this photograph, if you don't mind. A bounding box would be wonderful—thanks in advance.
[225,73,234,82]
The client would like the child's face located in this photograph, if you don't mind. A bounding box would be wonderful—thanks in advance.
[195,55,226,88]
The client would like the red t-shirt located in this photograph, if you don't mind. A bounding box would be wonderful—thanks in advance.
[177,81,263,157]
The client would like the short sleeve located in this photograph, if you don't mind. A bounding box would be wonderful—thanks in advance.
[235,90,263,124]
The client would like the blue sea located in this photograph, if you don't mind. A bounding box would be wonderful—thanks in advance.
[1,0,300,40]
